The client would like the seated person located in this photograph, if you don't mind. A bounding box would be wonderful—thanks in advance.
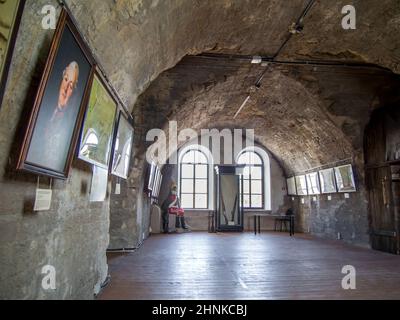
[162,183,190,232]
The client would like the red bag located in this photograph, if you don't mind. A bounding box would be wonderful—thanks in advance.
[168,207,184,216]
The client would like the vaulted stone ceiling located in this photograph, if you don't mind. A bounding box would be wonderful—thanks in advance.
[65,0,400,109]
[135,56,400,173]
[62,0,400,173]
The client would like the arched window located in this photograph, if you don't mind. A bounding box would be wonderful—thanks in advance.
[179,149,210,209]
[237,150,268,209]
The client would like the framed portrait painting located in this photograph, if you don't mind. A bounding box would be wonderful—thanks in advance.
[334,164,357,193]
[0,0,26,108]
[319,168,337,194]
[78,71,117,169]
[111,112,134,179]
[17,10,95,179]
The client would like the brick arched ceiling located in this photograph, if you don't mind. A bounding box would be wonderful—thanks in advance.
[65,0,400,110]
[134,56,400,173]
[63,0,400,173]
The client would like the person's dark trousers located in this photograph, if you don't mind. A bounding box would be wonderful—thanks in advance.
[176,216,181,228]
[162,210,169,233]
[176,216,188,229]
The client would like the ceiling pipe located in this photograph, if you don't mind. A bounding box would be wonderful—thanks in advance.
[196,53,393,72]
[232,0,317,119]
[273,0,317,60]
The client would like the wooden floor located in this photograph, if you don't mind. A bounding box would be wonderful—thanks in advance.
[99,232,400,300]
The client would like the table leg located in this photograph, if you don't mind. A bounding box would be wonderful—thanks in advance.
[258,216,261,234]
[291,216,295,236]
[254,216,256,235]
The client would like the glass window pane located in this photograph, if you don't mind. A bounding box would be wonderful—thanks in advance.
[195,151,207,164]
[243,179,250,194]
[181,194,193,208]
[251,166,262,179]
[195,179,208,193]
[238,152,250,165]
[196,165,208,178]
[195,194,207,209]
[181,179,194,193]
[181,164,194,178]
[238,151,262,165]
[243,195,250,208]
[249,152,262,165]
[243,167,250,178]
[251,180,262,194]
[182,151,195,163]
[251,195,263,208]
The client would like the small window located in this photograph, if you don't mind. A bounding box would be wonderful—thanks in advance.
[238,151,264,209]
[180,149,209,209]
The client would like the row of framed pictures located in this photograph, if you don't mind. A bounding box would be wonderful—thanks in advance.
[147,162,163,200]
[287,164,357,196]
[16,9,134,180]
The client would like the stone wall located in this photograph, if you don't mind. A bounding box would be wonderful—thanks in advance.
[0,1,108,299]
[290,161,370,247]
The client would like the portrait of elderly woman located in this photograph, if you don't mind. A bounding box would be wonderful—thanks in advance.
[21,22,92,178]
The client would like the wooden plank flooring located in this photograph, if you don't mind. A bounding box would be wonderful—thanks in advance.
[98,232,400,300]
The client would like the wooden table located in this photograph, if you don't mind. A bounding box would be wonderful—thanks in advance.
[254,214,295,236]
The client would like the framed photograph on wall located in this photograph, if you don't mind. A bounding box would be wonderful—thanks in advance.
[17,9,95,179]
[110,112,134,179]
[306,172,321,195]
[319,168,337,194]
[147,162,157,193]
[0,0,26,108]
[78,71,117,169]
[295,175,308,196]
[152,166,162,199]
[287,177,297,196]
[334,164,357,193]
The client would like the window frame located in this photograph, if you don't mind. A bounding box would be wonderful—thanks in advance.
[238,151,265,210]
[179,149,210,209]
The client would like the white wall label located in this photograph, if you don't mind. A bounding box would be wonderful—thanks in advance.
[34,189,52,211]
[328,195,332,201]
[301,198,305,204]
[313,197,317,202]
[115,183,121,195]
[344,193,350,199]
[90,166,109,202]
